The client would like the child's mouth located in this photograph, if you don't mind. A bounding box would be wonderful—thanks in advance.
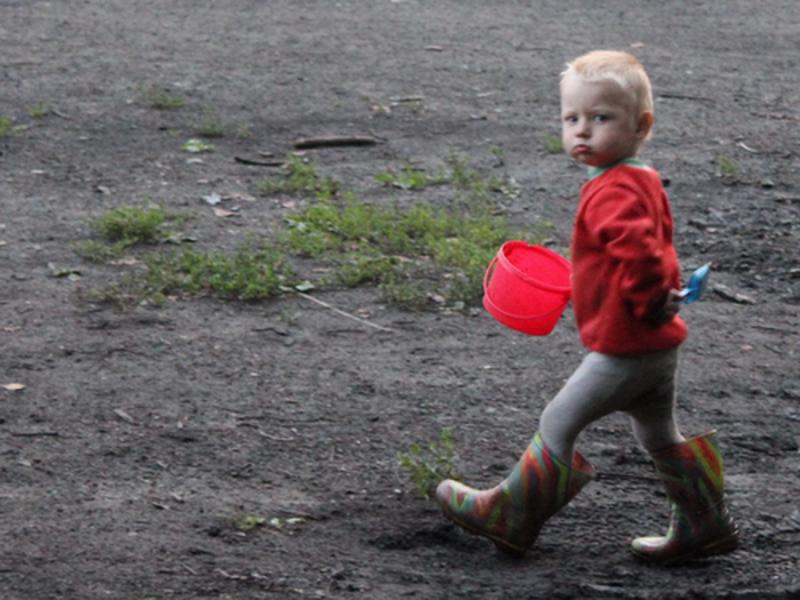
[573,145,590,155]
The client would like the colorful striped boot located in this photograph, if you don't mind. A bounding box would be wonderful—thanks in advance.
[435,432,595,556]
[631,431,739,563]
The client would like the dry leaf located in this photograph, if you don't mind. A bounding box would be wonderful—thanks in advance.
[2,383,26,391]
[222,192,256,203]
[114,408,136,424]
[213,207,238,218]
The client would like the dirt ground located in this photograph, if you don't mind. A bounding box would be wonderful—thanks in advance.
[1,1,799,599]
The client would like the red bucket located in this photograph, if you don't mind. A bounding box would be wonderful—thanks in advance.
[483,241,572,335]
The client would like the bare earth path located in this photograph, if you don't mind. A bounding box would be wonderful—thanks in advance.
[1,1,798,598]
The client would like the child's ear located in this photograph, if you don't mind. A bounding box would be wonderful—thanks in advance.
[637,111,654,139]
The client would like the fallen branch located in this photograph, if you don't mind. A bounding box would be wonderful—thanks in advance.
[658,92,716,104]
[712,283,756,305]
[292,135,380,150]
[295,291,395,332]
[751,111,800,122]
[10,430,60,437]
[233,155,285,167]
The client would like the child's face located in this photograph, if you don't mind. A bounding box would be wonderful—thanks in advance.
[560,73,647,168]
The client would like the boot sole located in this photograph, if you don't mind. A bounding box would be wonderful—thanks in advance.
[631,532,739,565]
[442,510,529,558]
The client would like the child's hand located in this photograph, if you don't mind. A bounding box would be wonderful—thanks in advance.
[643,289,683,327]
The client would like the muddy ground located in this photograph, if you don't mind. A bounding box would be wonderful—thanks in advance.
[1,1,799,599]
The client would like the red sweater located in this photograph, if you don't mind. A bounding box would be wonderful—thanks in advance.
[570,160,688,355]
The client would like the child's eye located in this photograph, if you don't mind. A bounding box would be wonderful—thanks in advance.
[563,115,578,124]
[593,114,609,123]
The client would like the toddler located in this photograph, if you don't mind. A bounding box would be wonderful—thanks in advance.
[435,50,739,564]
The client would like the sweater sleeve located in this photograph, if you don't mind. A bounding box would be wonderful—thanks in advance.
[583,182,671,320]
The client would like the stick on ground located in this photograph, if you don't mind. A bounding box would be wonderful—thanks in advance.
[292,135,380,150]
[295,291,395,332]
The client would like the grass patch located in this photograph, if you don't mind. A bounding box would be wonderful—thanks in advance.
[28,102,50,118]
[718,154,739,180]
[281,192,547,308]
[0,116,12,138]
[398,429,459,499]
[83,244,292,308]
[139,245,291,303]
[73,240,129,263]
[542,133,563,154]
[91,205,167,245]
[235,515,266,531]
[79,155,551,313]
[236,124,253,139]
[138,83,186,109]
[76,204,189,265]
[375,163,449,190]
[490,145,506,166]
[257,155,338,196]
[192,113,225,137]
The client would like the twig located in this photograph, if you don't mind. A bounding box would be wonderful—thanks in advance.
[751,111,799,122]
[10,431,59,437]
[233,155,285,167]
[368,129,389,142]
[295,291,395,332]
[658,92,716,104]
[390,95,425,103]
[737,142,761,154]
[292,135,380,150]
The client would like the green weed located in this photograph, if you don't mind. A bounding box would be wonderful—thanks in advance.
[0,116,11,138]
[91,205,167,245]
[542,133,563,154]
[490,145,506,166]
[236,515,267,531]
[447,154,483,190]
[192,113,225,137]
[258,155,338,196]
[139,83,185,110]
[334,252,396,287]
[375,163,449,190]
[281,193,534,308]
[28,102,50,118]
[73,240,129,263]
[140,245,291,302]
[236,124,253,139]
[718,155,739,180]
[79,275,151,309]
[398,429,459,499]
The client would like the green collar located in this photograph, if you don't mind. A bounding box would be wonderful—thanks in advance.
[588,158,649,180]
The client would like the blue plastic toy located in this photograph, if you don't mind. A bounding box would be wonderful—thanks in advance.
[680,263,711,304]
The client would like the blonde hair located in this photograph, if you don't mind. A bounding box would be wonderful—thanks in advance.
[561,50,654,117]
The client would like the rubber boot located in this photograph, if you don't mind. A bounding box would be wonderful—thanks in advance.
[631,431,739,563]
[435,432,595,556]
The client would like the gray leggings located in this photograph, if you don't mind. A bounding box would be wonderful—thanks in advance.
[539,348,685,463]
